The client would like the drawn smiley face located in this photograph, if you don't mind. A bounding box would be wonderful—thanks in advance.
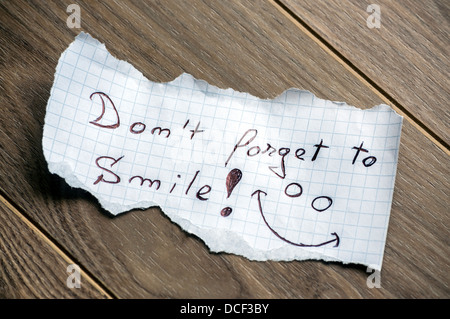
[251,189,339,248]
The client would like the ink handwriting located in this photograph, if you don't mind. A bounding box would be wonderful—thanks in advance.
[251,190,340,247]
[225,129,331,179]
[89,92,120,129]
[93,155,123,185]
[87,91,381,249]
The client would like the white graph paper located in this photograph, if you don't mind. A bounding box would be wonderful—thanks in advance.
[43,32,403,270]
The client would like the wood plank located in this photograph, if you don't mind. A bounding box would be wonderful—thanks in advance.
[0,0,448,298]
[0,195,109,298]
[279,0,450,146]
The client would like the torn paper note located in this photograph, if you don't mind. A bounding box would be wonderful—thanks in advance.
[42,32,403,270]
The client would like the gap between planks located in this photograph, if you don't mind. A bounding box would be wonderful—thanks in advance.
[0,190,116,299]
[271,0,450,156]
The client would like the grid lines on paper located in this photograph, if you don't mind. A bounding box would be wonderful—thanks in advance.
[44,34,402,268]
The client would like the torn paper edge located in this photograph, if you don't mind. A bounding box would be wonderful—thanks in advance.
[43,32,403,270]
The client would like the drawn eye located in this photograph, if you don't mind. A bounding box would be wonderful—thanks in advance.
[284,182,303,198]
[311,196,333,212]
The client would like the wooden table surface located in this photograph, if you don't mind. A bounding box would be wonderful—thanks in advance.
[0,0,448,299]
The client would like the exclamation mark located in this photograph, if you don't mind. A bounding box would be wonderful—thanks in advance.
[220,168,242,217]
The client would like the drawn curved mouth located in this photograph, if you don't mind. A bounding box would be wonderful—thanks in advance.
[251,190,340,248]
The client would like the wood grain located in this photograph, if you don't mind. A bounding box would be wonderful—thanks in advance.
[0,0,448,298]
[279,0,450,146]
[0,195,109,298]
